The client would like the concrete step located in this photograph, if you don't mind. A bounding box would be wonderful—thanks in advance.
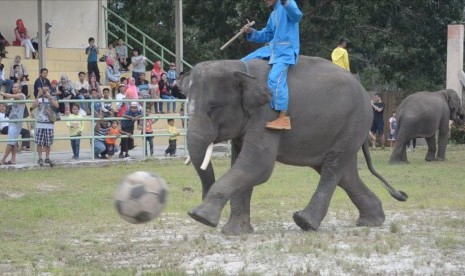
[5,46,107,62]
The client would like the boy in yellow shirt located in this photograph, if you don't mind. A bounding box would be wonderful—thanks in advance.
[331,38,350,71]
[164,118,180,157]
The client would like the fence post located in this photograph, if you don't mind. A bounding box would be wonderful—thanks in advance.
[446,24,464,102]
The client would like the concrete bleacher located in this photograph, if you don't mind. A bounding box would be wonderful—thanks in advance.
[1,46,186,153]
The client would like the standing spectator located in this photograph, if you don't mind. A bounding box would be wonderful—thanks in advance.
[370,93,385,149]
[166,62,177,87]
[66,105,84,160]
[141,107,156,156]
[33,68,51,98]
[105,120,131,159]
[120,101,142,158]
[137,72,151,110]
[14,19,37,59]
[331,38,350,71]
[0,32,10,58]
[388,110,397,148]
[105,57,121,98]
[93,118,110,159]
[57,74,75,115]
[148,75,161,113]
[131,48,147,81]
[115,38,129,72]
[0,56,13,94]
[0,83,26,165]
[74,72,91,114]
[407,138,417,152]
[105,42,118,69]
[164,118,180,157]
[9,56,29,97]
[85,37,100,84]
[31,86,59,167]
[159,73,176,113]
[0,102,31,151]
[151,60,165,82]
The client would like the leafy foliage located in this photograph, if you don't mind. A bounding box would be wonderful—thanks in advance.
[450,124,465,144]
[108,0,465,91]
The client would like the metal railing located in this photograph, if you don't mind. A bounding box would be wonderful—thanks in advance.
[103,5,193,70]
[0,98,188,163]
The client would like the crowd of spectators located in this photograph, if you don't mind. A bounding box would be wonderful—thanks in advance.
[0,26,187,165]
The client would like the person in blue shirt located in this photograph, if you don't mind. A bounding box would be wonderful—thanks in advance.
[241,0,302,130]
[85,37,100,84]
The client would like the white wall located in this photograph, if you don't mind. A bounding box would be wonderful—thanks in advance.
[0,0,107,49]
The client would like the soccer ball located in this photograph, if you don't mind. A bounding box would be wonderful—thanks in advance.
[115,171,168,224]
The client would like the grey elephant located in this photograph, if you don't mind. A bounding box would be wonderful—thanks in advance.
[184,56,407,235]
[389,89,464,164]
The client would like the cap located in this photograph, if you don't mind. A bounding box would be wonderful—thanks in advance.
[51,80,58,85]
[170,62,175,66]
[130,102,138,107]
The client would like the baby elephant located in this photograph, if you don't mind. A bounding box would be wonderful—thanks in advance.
[390,89,464,164]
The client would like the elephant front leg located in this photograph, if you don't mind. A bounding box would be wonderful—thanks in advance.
[221,188,254,235]
[436,129,449,161]
[425,135,437,161]
[293,167,338,231]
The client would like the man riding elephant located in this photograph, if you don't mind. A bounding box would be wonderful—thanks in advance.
[241,0,302,130]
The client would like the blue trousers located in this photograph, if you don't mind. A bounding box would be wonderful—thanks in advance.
[70,136,80,158]
[267,63,289,111]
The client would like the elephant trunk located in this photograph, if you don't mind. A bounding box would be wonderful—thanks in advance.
[186,112,218,198]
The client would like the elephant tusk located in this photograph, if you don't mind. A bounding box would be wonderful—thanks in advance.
[184,156,191,166]
[200,143,214,170]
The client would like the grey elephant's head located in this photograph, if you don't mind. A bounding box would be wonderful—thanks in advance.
[185,61,270,197]
[443,89,465,125]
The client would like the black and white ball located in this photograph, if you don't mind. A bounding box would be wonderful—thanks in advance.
[115,171,168,224]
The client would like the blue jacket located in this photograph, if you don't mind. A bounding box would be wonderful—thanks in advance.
[242,0,302,65]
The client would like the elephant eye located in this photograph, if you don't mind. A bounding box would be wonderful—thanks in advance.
[207,104,222,117]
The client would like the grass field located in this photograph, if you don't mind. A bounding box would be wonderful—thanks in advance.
[1,145,465,275]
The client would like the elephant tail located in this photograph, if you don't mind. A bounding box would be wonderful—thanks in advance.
[362,138,408,202]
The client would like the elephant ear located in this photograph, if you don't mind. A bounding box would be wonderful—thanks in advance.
[443,89,460,115]
[234,71,271,116]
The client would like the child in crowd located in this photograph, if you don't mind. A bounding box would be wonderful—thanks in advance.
[165,118,180,157]
[106,120,131,159]
[140,107,157,156]
[120,101,142,158]
[388,111,397,148]
[101,87,115,118]
[85,37,100,83]
[149,75,161,113]
[66,105,84,160]
[10,64,29,97]
[49,80,58,99]
[90,88,101,117]
[115,84,126,116]
[166,62,177,87]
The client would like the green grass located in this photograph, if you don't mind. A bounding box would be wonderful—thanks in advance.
[1,145,465,274]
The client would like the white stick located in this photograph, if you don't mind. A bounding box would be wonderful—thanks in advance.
[220,21,255,51]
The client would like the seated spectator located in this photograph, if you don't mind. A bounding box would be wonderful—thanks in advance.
[0,56,13,93]
[105,42,118,69]
[167,62,177,87]
[101,87,115,118]
[90,88,102,118]
[0,32,10,58]
[151,60,165,82]
[148,75,161,113]
[57,74,75,115]
[89,73,100,97]
[131,48,147,81]
[50,79,58,99]
[137,72,151,110]
[74,72,91,114]
[0,101,31,152]
[105,57,121,98]
[9,56,29,97]
[115,38,129,72]
[171,71,186,100]
[14,19,37,59]
[115,84,126,117]
[159,73,176,113]
[94,118,110,159]
[33,68,51,98]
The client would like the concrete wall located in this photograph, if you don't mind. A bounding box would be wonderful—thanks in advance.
[0,0,106,49]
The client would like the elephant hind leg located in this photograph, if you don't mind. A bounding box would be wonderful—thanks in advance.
[293,166,338,231]
[338,162,385,227]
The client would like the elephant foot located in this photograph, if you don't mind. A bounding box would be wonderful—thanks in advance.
[356,213,385,227]
[425,153,436,162]
[389,160,408,165]
[221,219,254,235]
[293,210,320,231]
[435,157,445,161]
[188,203,221,228]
